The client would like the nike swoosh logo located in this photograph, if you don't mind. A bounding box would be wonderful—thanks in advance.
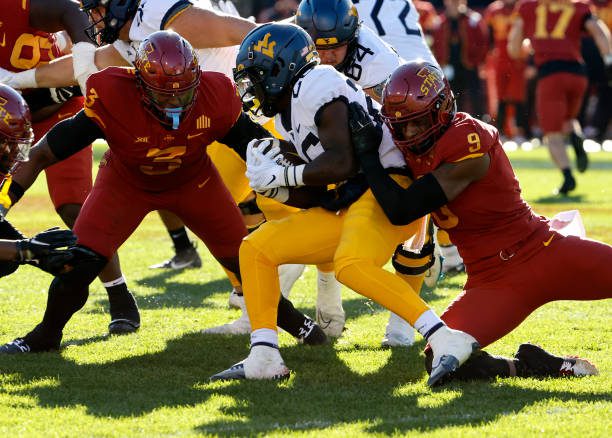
[188,133,203,140]
[198,176,211,188]
[265,175,276,187]
[542,234,555,247]
[0,33,5,48]
[57,112,73,120]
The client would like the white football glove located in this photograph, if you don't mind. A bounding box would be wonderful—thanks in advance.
[257,187,289,203]
[0,67,37,89]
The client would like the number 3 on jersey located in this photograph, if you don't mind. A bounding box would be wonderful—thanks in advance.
[140,146,187,175]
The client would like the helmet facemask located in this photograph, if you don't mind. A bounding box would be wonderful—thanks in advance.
[81,0,141,46]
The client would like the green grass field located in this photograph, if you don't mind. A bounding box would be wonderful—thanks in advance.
[0,145,610,436]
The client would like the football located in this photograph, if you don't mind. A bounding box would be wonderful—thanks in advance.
[252,137,305,165]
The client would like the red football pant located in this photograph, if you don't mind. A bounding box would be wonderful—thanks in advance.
[33,97,92,209]
[441,234,612,348]
[74,160,247,259]
[536,72,588,134]
[494,57,527,102]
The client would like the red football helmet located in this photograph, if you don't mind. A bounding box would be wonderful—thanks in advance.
[134,31,201,130]
[381,61,456,156]
[0,84,33,175]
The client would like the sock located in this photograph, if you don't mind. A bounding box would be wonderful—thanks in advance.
[276,296,314,339]
[251,328,278,348]
[105,278,139,322]
[562,168,573,180]
[168,226,192,252]
[414,310,445,340]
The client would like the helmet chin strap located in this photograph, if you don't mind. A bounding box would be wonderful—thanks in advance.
[165,108,183,130]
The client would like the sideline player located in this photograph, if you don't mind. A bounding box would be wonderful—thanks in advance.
[210,23,479,386]
[508,0,612,195]
[350,61,611,382]
[0,0,140,333]
[0,31,326,355]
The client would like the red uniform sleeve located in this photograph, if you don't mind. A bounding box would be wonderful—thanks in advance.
[437,114,500,164]
[203,72,243,141]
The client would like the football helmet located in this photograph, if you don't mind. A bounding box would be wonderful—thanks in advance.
[234,23,319,118]
[81,0,141,45]
[295,0,360,71]
[134,31,201,130]
[0,85,33,175]
[381,61,456,156]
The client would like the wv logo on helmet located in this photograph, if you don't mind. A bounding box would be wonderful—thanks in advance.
[253,33,276,58]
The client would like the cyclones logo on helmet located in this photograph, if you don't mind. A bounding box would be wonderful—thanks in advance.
[0,85,34,174]
[134,31,201,130]
[382,61,456,156]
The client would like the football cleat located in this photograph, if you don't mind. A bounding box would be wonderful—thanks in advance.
[570,132,588,173]
[228,288,244,310]
[427,326,480,386]
[439,245,464,274]
[381,313,415,347]
[210,344,291,381]
[315,271,345,337]
[301,322,328,345]
[149,243,202,270]
[108,319,140,335]
[0,338,32,354]
[515,343,599,377]
[556,174,576,196]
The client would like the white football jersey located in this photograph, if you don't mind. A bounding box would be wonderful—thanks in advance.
[344,25,403,89]
[354,0,438,66]
[113,0,239,76]
[274,65,405,170]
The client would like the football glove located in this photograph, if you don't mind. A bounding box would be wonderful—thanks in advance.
[320,173,369,212]
[348,102,382,157]
[246,141,305,191]
[16,227,77,262]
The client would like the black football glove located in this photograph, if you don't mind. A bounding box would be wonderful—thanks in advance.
[320,173,369,212]
[348,101,383,157]
[16,227,77,262]
[28,249,75,276]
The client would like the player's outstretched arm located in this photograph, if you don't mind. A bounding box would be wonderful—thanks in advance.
[8,111,103,207]
[169,5,257,49]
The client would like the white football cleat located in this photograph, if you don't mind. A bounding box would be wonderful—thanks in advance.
[228,288,244,309]
[210,344,291,381]
[427,326,480,386]
[381,312,415,347]
[440,244,464,274]
[278,264,305,298]
[316,270,345,337]
[202,298,251,335]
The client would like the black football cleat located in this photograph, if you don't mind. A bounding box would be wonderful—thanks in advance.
[515,343,599,377]
[300,320,328,345]
[108,289,141,335]
[556,175,576,196]
[0,338,34,354]
[108,319,141,335]
[570,132,588,173]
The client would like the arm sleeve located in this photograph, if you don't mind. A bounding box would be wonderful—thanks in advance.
[359,151,448,226]
[47,110,105,161]
[218,112,273,161]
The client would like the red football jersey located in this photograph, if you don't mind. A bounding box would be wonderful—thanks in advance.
[516,0,593,66]
[0,0,62,72]
[83,67,242,191]
[403,113,548,272]
[485,1,518,60]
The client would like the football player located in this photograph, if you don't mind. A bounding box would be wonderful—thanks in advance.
[210,23,479,386]
[296,0,438,347]
[484,0,529,141]
[0,0,139,334]
[0,83,76,280]
[508,0,612,195]
[0,31,327,355]
[350,61,611,382]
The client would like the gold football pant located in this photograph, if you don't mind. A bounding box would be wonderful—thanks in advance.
[240,177,430,331]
